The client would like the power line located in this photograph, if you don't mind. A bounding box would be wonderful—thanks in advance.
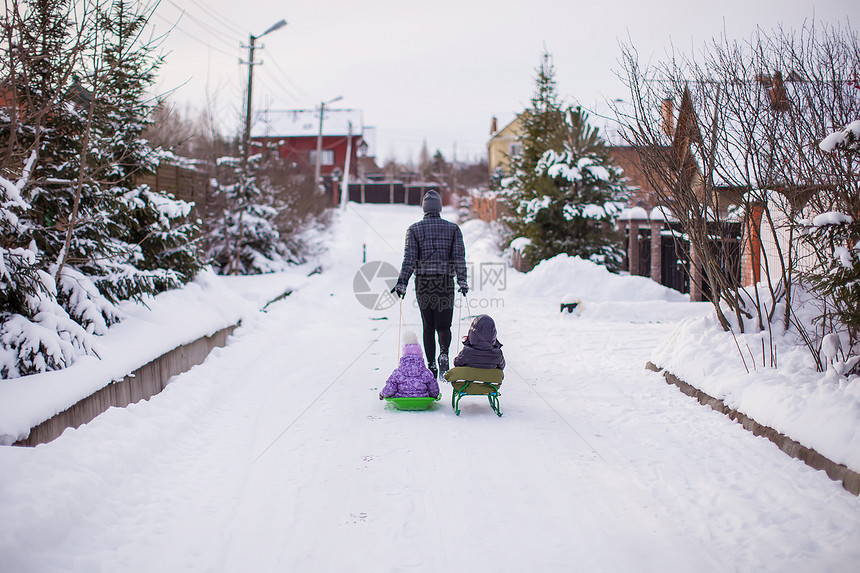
[151,12,237,59]
[257,60,318,108]
[157,4,318,124]
[187,0,249,38]
[163,0,242,47]
[151,6,318,141]
[256,75,304,108]
[264,57,317,107]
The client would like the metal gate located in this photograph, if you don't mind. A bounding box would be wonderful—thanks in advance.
[658,222,741,298]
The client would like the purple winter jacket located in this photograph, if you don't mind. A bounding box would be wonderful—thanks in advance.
[453,314,505,370]
[380,343,440,398]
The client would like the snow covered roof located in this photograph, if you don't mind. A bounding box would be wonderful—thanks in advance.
[618,206,650,221]
[251,108,364,139]
[650,206,679,222]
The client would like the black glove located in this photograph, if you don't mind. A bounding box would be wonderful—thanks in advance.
[459,285,469,296]
[391,285,406,298]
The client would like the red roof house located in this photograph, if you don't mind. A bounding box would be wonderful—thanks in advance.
[249,108,365,178]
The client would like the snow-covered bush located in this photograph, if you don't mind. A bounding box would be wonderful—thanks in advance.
[0,265,96,378]
[819,120,860,154]
[800,119,860,363]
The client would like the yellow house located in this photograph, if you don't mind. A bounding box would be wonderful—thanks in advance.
[487,115,524,176]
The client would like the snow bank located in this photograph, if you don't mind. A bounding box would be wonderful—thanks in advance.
[504,240,859,475]
[460,218,506,265]
[651,309,860,473]
[0,268,309,444]
[511,253,688,303]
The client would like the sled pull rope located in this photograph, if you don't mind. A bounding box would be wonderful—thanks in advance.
[397,297,404,361]
[457,292,465,355]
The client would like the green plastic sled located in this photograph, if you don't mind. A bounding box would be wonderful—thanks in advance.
[384,394,442,411]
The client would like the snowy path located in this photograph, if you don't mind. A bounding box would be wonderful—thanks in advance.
[2,204,859,572]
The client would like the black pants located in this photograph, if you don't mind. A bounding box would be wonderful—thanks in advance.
[415,274,454,364]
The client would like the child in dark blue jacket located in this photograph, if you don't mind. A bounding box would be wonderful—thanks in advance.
[453,314,505,370]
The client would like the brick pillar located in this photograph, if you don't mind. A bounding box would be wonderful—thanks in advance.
[650,220,662,284]
[628,220,640,276]
[690,245,703,302]
[616,220,628,271]
[744,203,763,286]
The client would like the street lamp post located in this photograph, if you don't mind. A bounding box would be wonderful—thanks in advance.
[314,95,343,192]
[241,19,287,167]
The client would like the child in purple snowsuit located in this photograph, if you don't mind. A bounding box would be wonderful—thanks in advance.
[453,314,505,370]
[379,331,441,399]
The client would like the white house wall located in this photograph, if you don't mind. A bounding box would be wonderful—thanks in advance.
[760,196,818,285]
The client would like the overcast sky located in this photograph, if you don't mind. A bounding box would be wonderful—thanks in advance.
[148,0,854,164]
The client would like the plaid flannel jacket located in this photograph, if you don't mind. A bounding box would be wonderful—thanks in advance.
[395,212,468,290]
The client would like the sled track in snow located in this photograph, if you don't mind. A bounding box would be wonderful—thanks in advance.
[506,364,607,463]
[251,323,397,465]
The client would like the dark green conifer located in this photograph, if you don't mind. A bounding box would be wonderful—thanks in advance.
[503,52,628,270]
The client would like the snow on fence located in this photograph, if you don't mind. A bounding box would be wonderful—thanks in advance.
[510,237,534,273]
[137,161,212,218]
[646,362,860,497]
[15,324,238,447]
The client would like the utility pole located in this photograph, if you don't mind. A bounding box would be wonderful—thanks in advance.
[452,141,458,198]
[314,95,343,193]
[241,19,287,170]
[241,35,257,171]
[341,120,353,209]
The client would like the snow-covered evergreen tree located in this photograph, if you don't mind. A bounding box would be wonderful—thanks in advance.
[0,0,203,377]
[503,53,627,270]
[0,144,97,377]
[0,0,106,376]
[74,0,202,302]
[208,154,295,275]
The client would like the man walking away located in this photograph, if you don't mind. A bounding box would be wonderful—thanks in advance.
[392,190,468,378]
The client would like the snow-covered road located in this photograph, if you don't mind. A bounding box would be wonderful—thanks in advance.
[2,204,858,572]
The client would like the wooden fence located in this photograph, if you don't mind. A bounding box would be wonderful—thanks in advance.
[471,194,507,223]
[137,162,213,217]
